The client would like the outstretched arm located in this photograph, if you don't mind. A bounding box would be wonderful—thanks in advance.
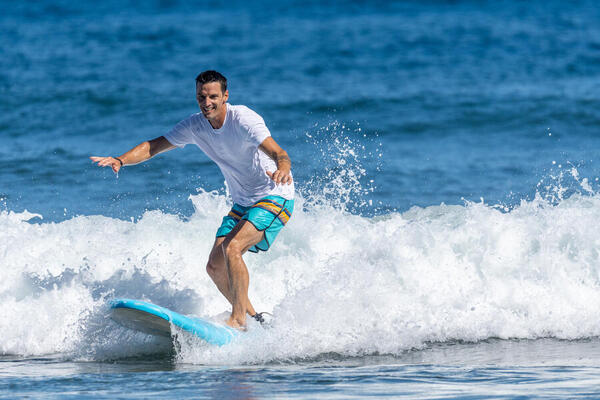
[259,137,292,185]
[90,136,175,173]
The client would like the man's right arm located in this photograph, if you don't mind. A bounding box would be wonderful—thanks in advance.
[90,136,175,173]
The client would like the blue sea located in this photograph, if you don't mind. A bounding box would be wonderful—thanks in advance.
[3,0,600,398]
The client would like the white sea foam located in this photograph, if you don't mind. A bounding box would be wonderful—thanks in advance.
[2,184,600,363]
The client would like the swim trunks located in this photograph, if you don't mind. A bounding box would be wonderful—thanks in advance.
[216,195,294,253]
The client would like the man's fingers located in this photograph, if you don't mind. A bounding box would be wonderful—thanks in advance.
[266,170,292,184]
[268,170,282,183]
[91,156,109,165]
[90,156,120,174]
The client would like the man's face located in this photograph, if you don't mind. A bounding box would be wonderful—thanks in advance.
[196,82,228,122]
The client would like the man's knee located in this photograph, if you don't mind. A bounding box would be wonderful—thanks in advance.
[206,239,226,275]
[223,238,244,261]
[206,258,217,276]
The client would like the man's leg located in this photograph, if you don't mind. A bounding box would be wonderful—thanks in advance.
[206,235,259,318]
[221,220,264,327]
[206,220,263,327]
[222,220,264,328]
[206,237,239,308]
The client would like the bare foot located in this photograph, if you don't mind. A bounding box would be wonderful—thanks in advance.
[225,316,247,331]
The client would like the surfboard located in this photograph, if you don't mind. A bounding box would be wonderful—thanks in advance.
[109,298,237,346]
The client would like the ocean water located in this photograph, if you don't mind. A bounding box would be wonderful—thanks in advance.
[3,0,600,398]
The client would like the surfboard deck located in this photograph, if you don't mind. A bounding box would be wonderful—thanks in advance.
[110,298,237,346]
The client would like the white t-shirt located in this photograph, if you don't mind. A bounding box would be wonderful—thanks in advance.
[164,104,295,206]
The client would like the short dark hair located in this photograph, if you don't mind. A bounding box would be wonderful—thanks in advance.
[195,70,227,93]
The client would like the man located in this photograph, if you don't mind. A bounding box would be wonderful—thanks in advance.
[91,70,294,329]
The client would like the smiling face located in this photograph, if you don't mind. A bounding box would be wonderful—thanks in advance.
[196,81,229,128]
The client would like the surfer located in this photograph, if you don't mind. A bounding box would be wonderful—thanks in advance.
[91,70,294,329]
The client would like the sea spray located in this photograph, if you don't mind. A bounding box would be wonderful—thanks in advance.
[302,120,381,214]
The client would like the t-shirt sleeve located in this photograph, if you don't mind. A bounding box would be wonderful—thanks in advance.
[164,117,194,148]
[239,107,271,147]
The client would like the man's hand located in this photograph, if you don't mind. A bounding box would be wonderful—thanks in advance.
[90,156,123,173]
[266,167,292,185]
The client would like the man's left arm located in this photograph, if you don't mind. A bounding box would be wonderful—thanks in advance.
[259,137,293,185]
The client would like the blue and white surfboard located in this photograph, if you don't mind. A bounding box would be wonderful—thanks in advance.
[110,298,237,346]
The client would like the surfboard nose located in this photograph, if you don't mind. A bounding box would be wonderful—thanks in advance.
[109,298,237,346]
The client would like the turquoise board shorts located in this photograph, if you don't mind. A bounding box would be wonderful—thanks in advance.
[216,195,294,253]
